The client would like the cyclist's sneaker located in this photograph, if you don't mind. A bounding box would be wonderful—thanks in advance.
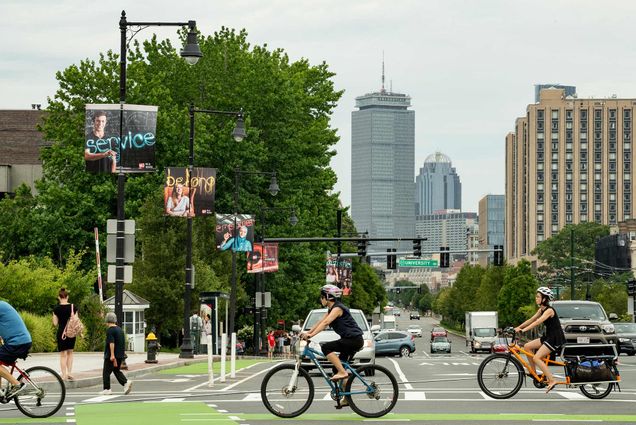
[99,389,113,395]
[335,398,350,409]
[123,381,133,395]
[5,383,26,398]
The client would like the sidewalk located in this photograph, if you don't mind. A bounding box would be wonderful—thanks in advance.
[20,351,210,389]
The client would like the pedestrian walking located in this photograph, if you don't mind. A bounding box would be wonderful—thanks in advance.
[267,330,275,360]
[100,312,132,395]
[52,288,77,380]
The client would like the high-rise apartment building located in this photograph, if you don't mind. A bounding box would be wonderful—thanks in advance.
[506,88,635,261]
[478,194,505,266]
[351,87,415,251]
[415,152,462,215]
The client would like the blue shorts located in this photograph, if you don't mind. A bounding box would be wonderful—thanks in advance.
[0,342,32,364]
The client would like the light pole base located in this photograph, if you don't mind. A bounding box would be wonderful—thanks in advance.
[179,337,195,359]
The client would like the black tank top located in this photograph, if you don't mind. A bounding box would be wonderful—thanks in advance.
[543,306,566,344]
[329,301,363,339]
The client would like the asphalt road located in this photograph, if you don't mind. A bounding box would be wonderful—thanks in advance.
[2,313,636,424]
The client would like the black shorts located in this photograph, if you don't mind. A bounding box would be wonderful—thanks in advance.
[320,336,364,361]
[540,335,563,353]
[0,342,32,364]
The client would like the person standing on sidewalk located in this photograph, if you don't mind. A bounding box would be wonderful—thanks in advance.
[189,312,202,355]
[52,288,77,380]
[100,312,132,395]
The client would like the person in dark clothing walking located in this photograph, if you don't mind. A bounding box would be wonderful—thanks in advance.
[100,312,132,395]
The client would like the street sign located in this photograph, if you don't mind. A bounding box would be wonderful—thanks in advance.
[255,292,272,308]
[627,280,636,296]
[107,265,133,283]
[399,259,439,267]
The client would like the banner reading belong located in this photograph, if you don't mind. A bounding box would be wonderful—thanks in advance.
[215,214,254,252]
[164,167,216,217]
[84,104,158,174]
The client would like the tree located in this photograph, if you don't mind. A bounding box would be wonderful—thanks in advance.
[476,265,505,311]
[497,260,537,327]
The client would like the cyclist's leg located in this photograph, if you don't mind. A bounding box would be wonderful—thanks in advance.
[0,346,20,386]
[523,338,542,376]
[534,343,557,391]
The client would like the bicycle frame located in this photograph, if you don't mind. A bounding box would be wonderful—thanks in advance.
[0,361,31,399]
[505,342,568,386]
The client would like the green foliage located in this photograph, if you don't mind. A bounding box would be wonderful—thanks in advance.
[346,262,387,314]
[78,295,109,351]
[497,260,538,327]
[20,311,56,352]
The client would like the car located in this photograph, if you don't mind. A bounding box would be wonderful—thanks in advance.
[374,331,416,357]
[410,312,420,320]
[406,324,422,338]
[614,322,636,356]
[430,326,448,341]
[551,300,618,346]
[298,308,375,370]
[430,336,451,353]
[393,309,401,317]
[490,337,510,353]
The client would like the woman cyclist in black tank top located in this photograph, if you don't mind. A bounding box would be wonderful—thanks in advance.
[514,287,565,393]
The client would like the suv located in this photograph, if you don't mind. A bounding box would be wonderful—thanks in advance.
[298,308,375,370]
[551,300,618,347]
[409,312,420,320]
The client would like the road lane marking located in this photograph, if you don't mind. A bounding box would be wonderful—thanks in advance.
[388,358,413,390]
[160,398,186,402]
[242,393,262,401]
[221,363,281,392]
[404,391,426,400]
[82,395,120,402]
[555,391,587,400]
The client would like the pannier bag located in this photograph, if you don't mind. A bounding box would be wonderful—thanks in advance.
[567,359,613,383]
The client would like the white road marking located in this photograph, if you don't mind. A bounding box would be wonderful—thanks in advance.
[242,393,262,401]
[159,398,186,402]
[387,358,413,390]
[404,391,426,400]
[82,395,119,403]
[555,391,587,400]
[221,363,281,392]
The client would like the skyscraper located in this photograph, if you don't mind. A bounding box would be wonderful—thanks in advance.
[478,194,505,266]
[351,82,415,252]
[415,152,462,216]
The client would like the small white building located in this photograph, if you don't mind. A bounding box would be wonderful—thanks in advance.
[104,290,150,352]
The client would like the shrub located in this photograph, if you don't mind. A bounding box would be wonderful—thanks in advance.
[20,311,56,352]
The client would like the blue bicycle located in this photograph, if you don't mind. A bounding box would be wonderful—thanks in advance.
[260,338,398,418]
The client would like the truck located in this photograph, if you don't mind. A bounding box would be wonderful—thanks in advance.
[465,311,498,353]
[382,315,397,331]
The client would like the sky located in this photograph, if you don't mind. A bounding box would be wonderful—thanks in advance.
[2,0,636,212]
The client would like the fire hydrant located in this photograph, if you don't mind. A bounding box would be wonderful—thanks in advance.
[145,332,160,364]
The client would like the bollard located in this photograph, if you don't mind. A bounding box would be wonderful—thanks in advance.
[207,334,214,387]
[231,332,236,378]
[220,333,227,383]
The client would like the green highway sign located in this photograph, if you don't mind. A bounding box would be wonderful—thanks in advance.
[399,259,438,267]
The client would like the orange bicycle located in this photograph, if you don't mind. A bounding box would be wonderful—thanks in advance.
[477,327,620,400]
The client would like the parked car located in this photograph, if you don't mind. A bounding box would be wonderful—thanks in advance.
[430,336,451,354]
[551,301,618,346]
[490,337,510,353]
[614,322,636,356]
[374,331,416,357]
[430,326,448,341]
[410,312,420,320]
[406,324,423,338]
[298,308,375,370]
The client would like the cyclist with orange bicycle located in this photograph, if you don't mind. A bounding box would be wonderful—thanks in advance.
[514,287,565,393]
[0,301,32,398]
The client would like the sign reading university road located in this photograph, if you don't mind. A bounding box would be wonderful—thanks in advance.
[399,258,439,267]
[84,104,158,173]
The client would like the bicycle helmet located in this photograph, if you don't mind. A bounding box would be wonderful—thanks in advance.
[320,284,342,301]
[537,286,554,301]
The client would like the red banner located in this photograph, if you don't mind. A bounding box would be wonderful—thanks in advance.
[247,243,279,273]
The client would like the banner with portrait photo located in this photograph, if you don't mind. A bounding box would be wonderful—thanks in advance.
[326,256,353,296]
[85,104,158,174]
[215,213,255,252]
[164,167,216,217]
[247,243,279,273]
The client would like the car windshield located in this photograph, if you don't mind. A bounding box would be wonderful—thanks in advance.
[303,310,368,331]
[474,328,496,337]
[433,337,448,343]
[432,327,445,332]
[408,325,420,329]
[553,303,607,320]
[615,323,636,333]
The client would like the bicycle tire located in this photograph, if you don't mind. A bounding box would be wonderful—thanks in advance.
[14,366,65,418]
[345,364,398,418]
[579,382,613,399]
[477,353,524,399]
[260,363,314,418]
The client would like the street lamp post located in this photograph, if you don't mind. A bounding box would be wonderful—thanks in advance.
[228,169,279,340]
[180,103,246,359]
[253,207,297,353]
[116,11,202,331]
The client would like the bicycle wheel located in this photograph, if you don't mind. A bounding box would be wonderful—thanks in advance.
[579,382,614,399]
[261,364,314,418]
[345,364,398,418]
[14,366,65,418]
[477,353,524,399]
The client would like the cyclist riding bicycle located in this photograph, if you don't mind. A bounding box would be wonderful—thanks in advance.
[0,301,32,398]
[300,284,364,382]
[514,287,565,393]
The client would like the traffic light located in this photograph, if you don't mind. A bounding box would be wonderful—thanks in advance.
[357,238,368,257]
[493,245,504,266]
[387,248,397,269]
[440,246,450,268]
[413,239,422,257]
[396,288,401,294]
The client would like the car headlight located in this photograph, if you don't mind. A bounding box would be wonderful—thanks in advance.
[474,341,481,348]
[619,337,630,343]
[602,324,615,334]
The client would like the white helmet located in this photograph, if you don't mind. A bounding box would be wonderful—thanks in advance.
[537,286,554,301]
[320,284,342,301]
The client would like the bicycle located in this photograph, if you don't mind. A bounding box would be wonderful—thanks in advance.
[477,327,620,400]
[0,360,66,418]
[260,337,399,418]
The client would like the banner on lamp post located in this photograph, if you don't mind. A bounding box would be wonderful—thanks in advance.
[326,256,353,296]
[84,104,158,174]
[215,213,254,252]
[164,167,216,217]
[247,243,279,273]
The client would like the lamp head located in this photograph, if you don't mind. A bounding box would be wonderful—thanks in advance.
[180,21,202,65]
[232,113,246,142]
[268,175,280,196]
[289,210,298,226]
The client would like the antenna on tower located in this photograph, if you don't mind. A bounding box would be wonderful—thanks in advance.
[390,80,393,93]
[381,51,386,94]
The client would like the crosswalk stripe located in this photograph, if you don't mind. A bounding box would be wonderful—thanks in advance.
[404,391,426,400]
